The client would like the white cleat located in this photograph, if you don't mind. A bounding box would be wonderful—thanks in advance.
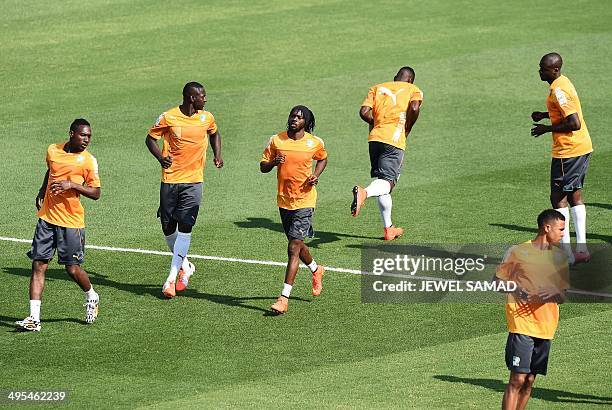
[84,296,99,324]
[15,316,41,332]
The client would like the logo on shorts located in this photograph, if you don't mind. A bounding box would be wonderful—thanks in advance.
[512,356,520,367]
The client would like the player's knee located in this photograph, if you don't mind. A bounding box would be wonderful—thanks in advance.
[568,190,583,207]
[509,373,526,389]
[65,264,80,276]
[550,193,567,208]
[523,374,536,388]
[161,221,177,236]
[287,240,303,256]
[177,223,193,233]
[32,260,49,275]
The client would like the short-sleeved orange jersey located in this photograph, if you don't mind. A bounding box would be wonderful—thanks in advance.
[546,75,593,158]
[496,241,569,340]
[361,81,423,150]
[37,143,101,229]
[148,106,218,183]
[261,131,327,210]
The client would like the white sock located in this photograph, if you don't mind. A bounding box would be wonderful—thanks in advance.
[281,283,293,298]
[85,286,98,301]
[377,194,393,228]
[30,300,41,322]
[167,232,191,283]
[365,179,391,198]
[571,205,588,252]
[555,207,574,262]
[307,260,318,273]
[164,230,178,252]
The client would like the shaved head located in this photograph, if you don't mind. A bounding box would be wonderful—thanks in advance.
[540,52,563,70]
[538,53,563,83]
[394,66,415,83]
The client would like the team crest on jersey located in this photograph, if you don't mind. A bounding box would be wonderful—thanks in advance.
[200,114,207,122]
[76,155,84,163]
[306,139,314,147]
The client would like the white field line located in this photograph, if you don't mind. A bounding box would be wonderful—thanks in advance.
[1,236,610,298]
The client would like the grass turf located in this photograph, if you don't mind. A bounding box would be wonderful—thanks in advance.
[1,0,611,408]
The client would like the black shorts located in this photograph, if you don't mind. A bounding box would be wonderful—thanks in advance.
[550,152,591,193]
[158,182,203,226]
[279,208,314,241]
[505,333,551,375]
[27,219,85,265]
[369,141,405,183]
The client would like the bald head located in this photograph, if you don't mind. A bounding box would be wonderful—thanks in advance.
[394,66,415,83]
[539,53,563,83]
[540,53,563,70]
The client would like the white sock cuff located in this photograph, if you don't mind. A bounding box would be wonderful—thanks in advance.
[307,260,318,273]
[365,179,391,198]
[281,283,293,298]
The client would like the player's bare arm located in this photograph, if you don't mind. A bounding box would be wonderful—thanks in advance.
[36,170,50,210]
[531,111,549,122]
[404,100,421,135]
[359,106,374,125]
[208,130,223,168]
[531,113,581,137]
[145,135,172,168]
[50,180,101,200]
[307,158,328,185]
[260,154,285,173]
[535,286,566,304]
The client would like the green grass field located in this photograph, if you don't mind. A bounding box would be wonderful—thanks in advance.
[1,0,611,408]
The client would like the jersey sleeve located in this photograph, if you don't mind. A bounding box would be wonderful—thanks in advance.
[410,86,424,103]
[206,112,218,135]
[361,86,376,108]
[554,86,578,118]
[313,138,328,160]
[84,156,101,188]
[148,113,168,140]
[261,136,276,163]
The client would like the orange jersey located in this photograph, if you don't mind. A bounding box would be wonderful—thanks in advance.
[261,131,327,210]
[547,75,593,158]
[361,81,423,150]
[38,143,101,229]
[148,106,218,183]
[496,241,569,340]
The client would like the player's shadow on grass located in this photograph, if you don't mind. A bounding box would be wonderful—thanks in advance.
[0,314,84,330]
[3,267,304,315]
[434,375,612,405]
[588,202,612,210]
[234,217,380,248]
[490,223,611,244]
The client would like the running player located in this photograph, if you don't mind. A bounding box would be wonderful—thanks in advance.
[16,119,101,331]
[531,53,593,264]
[146,82,223,297]
[352,66,423,240]
[260,105,328,314]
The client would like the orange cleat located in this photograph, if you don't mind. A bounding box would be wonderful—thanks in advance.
[573,251,591,265]
[312,265,325,296]
[162,281,176,298]
[384,226,404,241]
[351,186,367,217]
[176,260,195,292]
[271,296,289,314]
